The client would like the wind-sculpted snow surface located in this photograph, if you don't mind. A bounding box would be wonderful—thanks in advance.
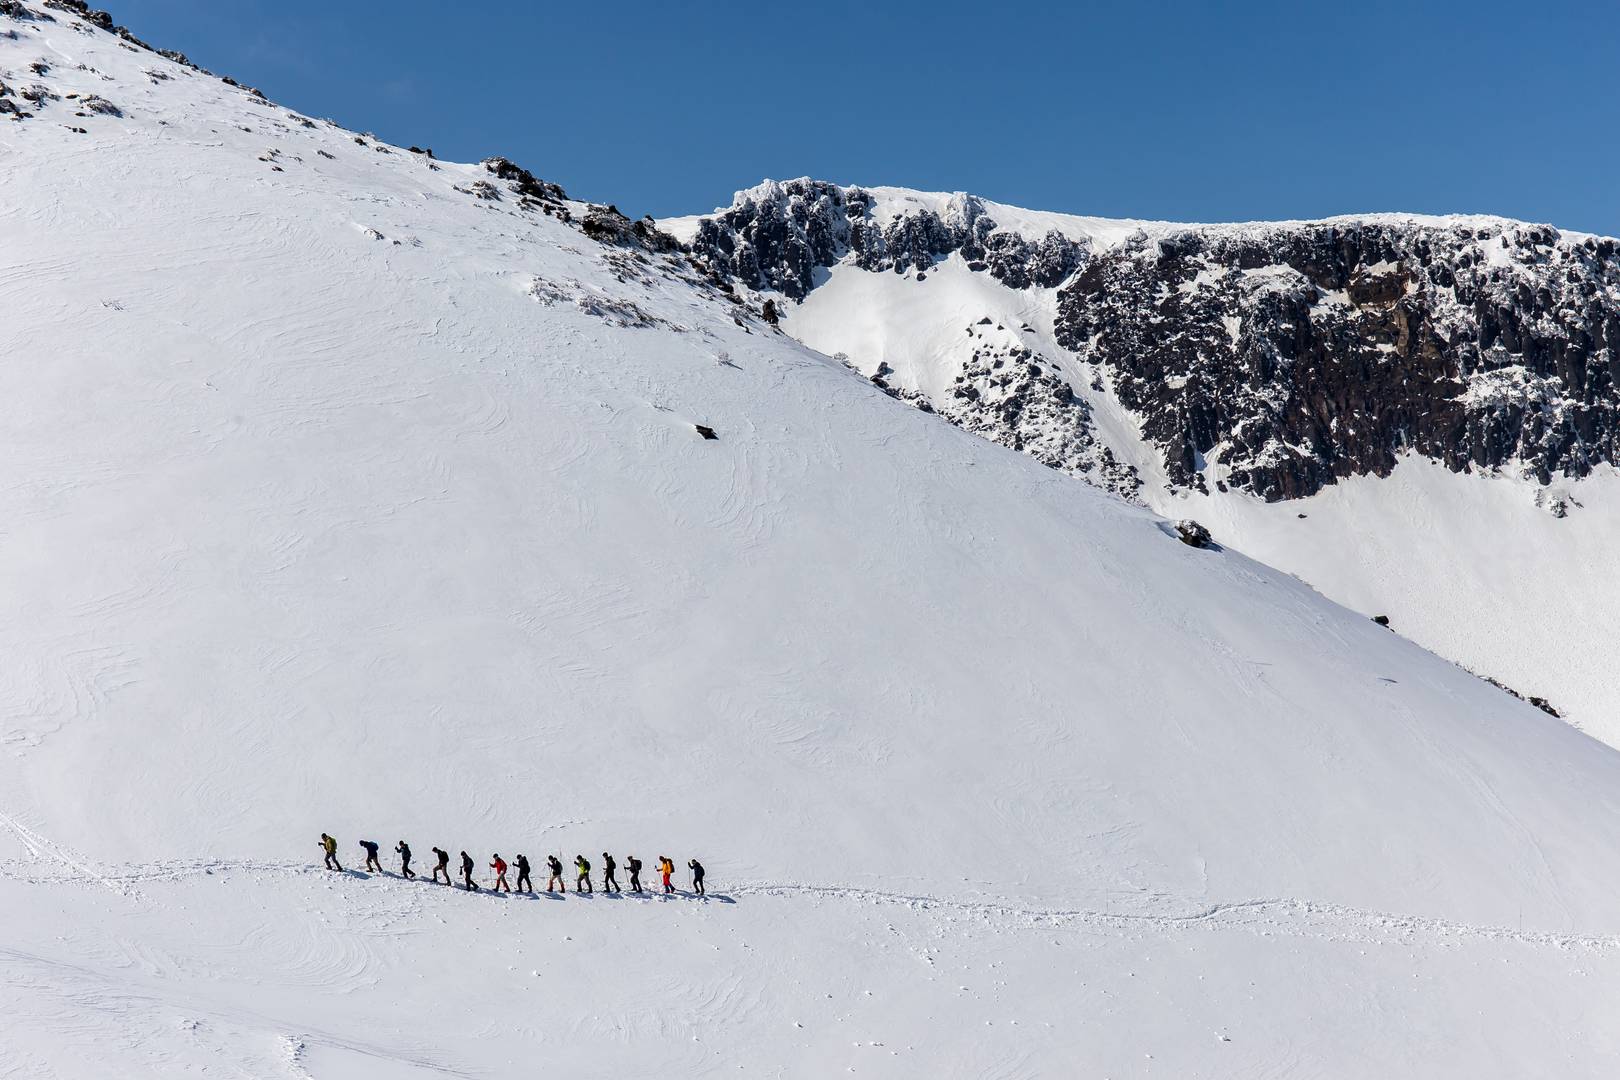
[5,3,1620,1075]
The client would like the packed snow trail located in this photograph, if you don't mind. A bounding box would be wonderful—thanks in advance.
[2,854,1616,952]
[4,864,1619,1079]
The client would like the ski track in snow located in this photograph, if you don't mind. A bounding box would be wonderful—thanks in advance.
[1,855,1611,953]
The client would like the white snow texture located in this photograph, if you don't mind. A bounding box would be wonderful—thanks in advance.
[2,5,1619,1078]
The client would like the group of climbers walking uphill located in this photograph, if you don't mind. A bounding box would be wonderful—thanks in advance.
[318,834,706,897]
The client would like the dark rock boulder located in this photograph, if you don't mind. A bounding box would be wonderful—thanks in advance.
[1174,520,1214,548]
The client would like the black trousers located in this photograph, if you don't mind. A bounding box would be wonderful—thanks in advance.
[629,870,642,892]
[324,852,341,871]
[576,873,592,893]
[463,870,478,890]
[604,871,619,892]
[516,869,532,891]
[400,857,415,878]
[433,863,450,883]
[693,876,705,896]
[365,852,381,872]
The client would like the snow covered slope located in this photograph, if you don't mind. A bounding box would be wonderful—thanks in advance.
[5,4,1620,1076]
[674,179,1620,744]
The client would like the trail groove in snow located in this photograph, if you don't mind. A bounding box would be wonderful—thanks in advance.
[2,857,1611,953]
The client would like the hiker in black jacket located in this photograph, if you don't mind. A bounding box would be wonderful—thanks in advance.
[431,847,451,884]
[688,858,706,896]
[514,853,532,893]
[460,850,478,891]
[626,855,643,893]
[602,853,620,893]
[396,840,415,879]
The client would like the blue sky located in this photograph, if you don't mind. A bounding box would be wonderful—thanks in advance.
[118,1,1620,233]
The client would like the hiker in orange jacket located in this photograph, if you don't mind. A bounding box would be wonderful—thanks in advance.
[658,855,675,894]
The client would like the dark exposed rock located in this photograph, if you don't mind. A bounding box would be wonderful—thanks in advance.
[43,0,110,27]
[1482,675,1562,718]
[481,156,566,203]
[0,78,26,119]
[459,179,501,201]
[579,203,678,253]
[685,178,1087,301]
[78,93,119,115]
[1174,519,1214,548]
[1055,220,1620,500]
[1372,615,1391,627]
[688,182,1620,506]
[761,298,779,326]
[20,82,56,106]
[695,424,718,441]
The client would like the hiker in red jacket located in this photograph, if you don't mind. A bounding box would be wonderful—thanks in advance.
[490,854,511,893]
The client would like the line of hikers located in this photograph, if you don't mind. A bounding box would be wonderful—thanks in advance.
[318,834,706,896]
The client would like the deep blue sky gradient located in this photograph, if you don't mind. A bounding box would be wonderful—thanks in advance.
[116,0,1620,233]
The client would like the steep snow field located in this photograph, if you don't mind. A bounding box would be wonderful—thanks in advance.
[4,5,1620,1076]
[1154,457,1620,743]
[732,200,1620,747]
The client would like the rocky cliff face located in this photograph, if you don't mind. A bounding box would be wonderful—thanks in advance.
[687,179,1086,300]
[686,181,1620,503]
[1056,221,1620,500]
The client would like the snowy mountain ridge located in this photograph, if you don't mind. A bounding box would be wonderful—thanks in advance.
[675,176,1620,500]
[671,177,1620,745]
[6,3,1620,1076]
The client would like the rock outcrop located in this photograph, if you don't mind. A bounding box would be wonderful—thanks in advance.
[686,180,1620,503]
[1056,220,1620,499]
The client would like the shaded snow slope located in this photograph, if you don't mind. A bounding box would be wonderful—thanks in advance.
[4,5,1620,1076]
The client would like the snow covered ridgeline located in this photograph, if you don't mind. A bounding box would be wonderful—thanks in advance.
[678,179,1620,502]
